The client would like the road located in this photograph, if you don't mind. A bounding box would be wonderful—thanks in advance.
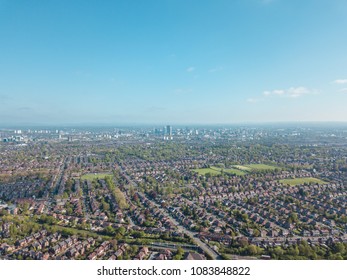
[149,198,221,260]
[51,156,69,195]
[118,166,221,260]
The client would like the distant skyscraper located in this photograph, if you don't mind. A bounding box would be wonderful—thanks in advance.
[166,125,172,136]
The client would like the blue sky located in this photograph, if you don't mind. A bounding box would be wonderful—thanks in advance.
[0,0,347,125]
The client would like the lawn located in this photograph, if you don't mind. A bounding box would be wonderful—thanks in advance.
[279,177,327,186]
[232,164,280,172]
[193,164,278,176]
[232,165,253,172]
[80,173,113,180]
[193,166,246,176]
[192,168,221,176]
[244,164,279,171]
[210,166,246,176]
[51,225,102,239]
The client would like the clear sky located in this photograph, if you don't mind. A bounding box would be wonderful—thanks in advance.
[1,0,347,125]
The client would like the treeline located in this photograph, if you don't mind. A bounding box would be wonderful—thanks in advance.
[105,176,128,209]
[220,238,347,260]
[0,215,42,242]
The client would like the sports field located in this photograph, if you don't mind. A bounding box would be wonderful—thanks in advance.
[80,173,113,180]
[232,165,252,171]
[210,166,246,176]
[193,163,280,176]
[232,164,280,172]
[193,166,246,176]
[192,168,221,175]
[244,164,279,171]
[279,177,327,186]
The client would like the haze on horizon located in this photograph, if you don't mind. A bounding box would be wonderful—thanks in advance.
[1,0,347,125]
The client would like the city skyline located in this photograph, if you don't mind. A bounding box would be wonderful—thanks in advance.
[1,0,347,125]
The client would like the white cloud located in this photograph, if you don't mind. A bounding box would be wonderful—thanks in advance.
[287,87,311,98]
[273,90,285,95]
[339,88,347,93]
[186,66,195,72]
[333,79,347,84]
[263,87,312,98]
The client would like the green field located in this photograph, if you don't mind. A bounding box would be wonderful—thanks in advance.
[193,166,246,176]
[233,164,279,172]
[193,163,280,176]
[279,177,327,186]
[244,164,279,171]
[210,166,246,176]
[80,173,113,180]
[232,165,253,171]
[192,168,221,176]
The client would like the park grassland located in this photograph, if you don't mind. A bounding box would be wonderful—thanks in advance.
[192,168,221,176]
[193,163,281,176]
[232,164,280,172]
[232,165,252,171]
[80,173,113,180]
[192,166,246,176]
[279,177,327,186]
[210,166,246,176]
[244,164,279,170]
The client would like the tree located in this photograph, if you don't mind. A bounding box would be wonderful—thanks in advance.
[173,247,184,260]
[273,246,284,257]
[116,226,126,236]
[132,231,145,238]
[247,245,258,256]
[332,243,345,255]
[104,225,115,235]
[288,212,298,224]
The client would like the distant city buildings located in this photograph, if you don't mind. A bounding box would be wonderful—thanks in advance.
[1,125,347,260]
[164,125,173,140]
[166,125,172,136]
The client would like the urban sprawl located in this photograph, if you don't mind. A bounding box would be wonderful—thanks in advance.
[0,125,347,260]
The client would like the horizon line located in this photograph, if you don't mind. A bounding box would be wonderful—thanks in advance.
[1,120,347,129]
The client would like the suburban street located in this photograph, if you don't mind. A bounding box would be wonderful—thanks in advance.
[119,166,221,260]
